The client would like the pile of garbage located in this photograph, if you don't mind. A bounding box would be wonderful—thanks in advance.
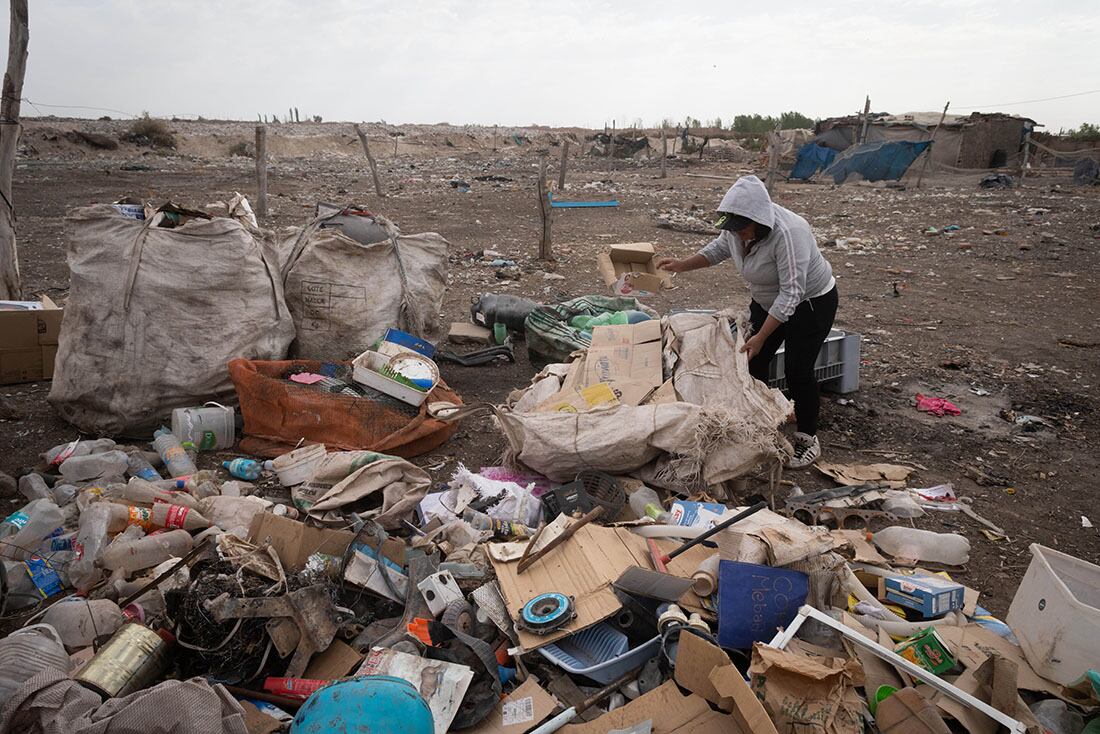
[2,201,1098,734]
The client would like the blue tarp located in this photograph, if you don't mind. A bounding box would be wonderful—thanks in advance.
[790,143,837,180]
[823,140,932,184]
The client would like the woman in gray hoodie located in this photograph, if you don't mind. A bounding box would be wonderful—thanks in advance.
[657,175,837,468]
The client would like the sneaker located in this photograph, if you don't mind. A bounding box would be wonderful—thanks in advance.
[786,432,821,469]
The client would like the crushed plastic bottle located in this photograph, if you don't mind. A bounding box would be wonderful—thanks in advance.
[41,438,116,467]
[102,502,211,533]
[222,458,273,481]
[59,450,130,484]
[67,503,115,589]
[17,473,51,501]
[0,499,64,561]
[152,427,197,478]
[98,528,193,574]
[102,478,200,510]
[872,526,971,566]
[123,447,162,482]
[48,483,78,507]
[628,486,673,523]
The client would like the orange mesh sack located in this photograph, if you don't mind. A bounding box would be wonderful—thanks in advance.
[228,358,460,457]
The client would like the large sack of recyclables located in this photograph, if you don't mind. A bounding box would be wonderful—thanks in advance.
[49,200,295,435]
[278,204,449,360]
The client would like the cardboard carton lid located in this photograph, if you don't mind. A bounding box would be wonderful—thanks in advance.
[608,242,656,263]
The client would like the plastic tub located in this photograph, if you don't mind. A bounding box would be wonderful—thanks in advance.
[272,444,326,487]
[352,350,434,407]
[1006,543,1100,686]
[171,403,235,451]
[538,622,659,684]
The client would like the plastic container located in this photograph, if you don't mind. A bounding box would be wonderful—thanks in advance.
[41,598,126,648]
[171,403,235,451]
[99,528,194,573]
[272,444,326,487]
[152,427,198,478]
[627,487,672,523]
[872,527,970,566]
[223,458,271,481]
[59,450,130,484]
[765,327,861,395]
[352,350,434,406]
[124,447,161,481]
[290,677,434,734]
[18,473,51,501]
[42,438,117,467]
[470,293,539,331]
[1006,544,1100,687]
[381,327,436,358]
[102,502,211,533]
[0,498,63,561]
[0,624,71,706]
[538,622,660,685]
[49,483,77,507]
[104,478,200,510]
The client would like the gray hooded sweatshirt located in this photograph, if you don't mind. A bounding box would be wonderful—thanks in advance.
[698,175,834,323]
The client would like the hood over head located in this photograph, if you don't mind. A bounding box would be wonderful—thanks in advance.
[716,175,775,229]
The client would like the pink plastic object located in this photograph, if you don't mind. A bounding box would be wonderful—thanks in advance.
[915,393,961,417]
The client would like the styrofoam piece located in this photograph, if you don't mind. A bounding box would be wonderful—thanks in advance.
[1006,543,1100,687]
[272,444,326,487]
[417,570,463,616]
[352,350,434,407]
[538,622,660,685]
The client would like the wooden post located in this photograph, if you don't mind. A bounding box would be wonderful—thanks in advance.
[609,119,616,159]
[660,125,667,178]
[765,121,781,194]
[557,140,570,190]
[0,0,28,300]
[915,101,950,188]
[858,95,871,144]
[354,124,385,197]
[537,153,553,261]
[294,107,299,123]
[254,125,268,219]
[393,134,398,157]
[1018,131,1031,186]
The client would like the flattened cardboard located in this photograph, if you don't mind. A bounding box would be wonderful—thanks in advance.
[750,643,864,734]
[237,700,284,734]
[876,687,952,734]
[673,631,733,708]
[709,664,781,734]
[832,529,891,566]
[490,520,708,649]
[584,322,663,389]
[248,513,356,571]
[303,638,364,679]
[467,677,559,734]
[560,680,723,734]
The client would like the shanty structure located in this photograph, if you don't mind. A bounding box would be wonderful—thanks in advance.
[814,112,1039,170]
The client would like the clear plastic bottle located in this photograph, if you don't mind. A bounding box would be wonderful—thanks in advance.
[123,447,162,482]
[17,473,51,501]
[0,499,64,561]
[98,528,194,574]
[59,450,130,484]
[68,503,114,589]
[152,427,197,478]
[103,478,200,510]
[102,502,211,533]
[628,487,673,523]
[41,598,126,648]
[872,526,971,565]
[222,458,272,481]
[49,483,78,507]
[0,553,74,609]
[41,438,116,467]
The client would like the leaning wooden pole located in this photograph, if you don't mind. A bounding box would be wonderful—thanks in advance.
[355,124,385,197]
[557,140,570,190]
[660,124,668,178]
[0,0,29,300]
[915,101,950,189]
[537,153,554,261]
[254,125,268,219]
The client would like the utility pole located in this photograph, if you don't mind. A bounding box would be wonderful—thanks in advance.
[0,0,30,299]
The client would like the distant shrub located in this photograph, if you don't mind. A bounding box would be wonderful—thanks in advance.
[228,141,253,158]
[125,113,176,148]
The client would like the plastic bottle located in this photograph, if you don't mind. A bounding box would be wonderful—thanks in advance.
[0,624,71,706]
[41,438,116,467]
[124,447,162,482]
[0,499,64,561]
[68,503,113,589]
[0,553,73,608]
[17,473,51,501]
[98,528,194,574]
[198,495,271,532]
[59,450,130,484]
[152,427,197,478]
[102,502,211,533]
[461,508,535,539]
[41,598,126,648]
[48,483,78,507]
[223,458,272,481]
[1030,699,1084,734]
[628,487,673,523]
[103,478,200,510]
[872,527,971,566]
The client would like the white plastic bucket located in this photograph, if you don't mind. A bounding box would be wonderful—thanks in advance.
[272,443,326,487]
[171,402,235,451]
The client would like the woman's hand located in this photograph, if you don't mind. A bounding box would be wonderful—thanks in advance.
[741,333,765,360]
[655,257,682,273]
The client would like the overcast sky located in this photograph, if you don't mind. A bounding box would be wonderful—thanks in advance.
[10,0,1100,131]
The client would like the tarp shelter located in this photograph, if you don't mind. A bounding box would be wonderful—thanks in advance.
[790,143,837,180]
[823,141,931,184]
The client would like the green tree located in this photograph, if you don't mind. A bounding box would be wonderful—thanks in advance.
[1068,123,1100,142]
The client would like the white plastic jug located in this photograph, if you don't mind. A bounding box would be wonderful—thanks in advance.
[0,623,71,706]
[171,403,235,451]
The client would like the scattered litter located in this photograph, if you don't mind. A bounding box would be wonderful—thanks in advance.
[915,393,962,417]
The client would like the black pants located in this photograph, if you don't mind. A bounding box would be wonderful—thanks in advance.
[749,286,838,435]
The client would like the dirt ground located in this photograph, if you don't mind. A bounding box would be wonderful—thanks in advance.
[3,119,1099,616]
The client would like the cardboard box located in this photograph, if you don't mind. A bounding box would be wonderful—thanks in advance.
[467,677,559,734]
[584,321,663,390]
[248,513,358,572]
[448,322,492,345]
[884,573,965,618]
[0,296,63,384]
[895,628,956,675]
[595,242,671,296]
